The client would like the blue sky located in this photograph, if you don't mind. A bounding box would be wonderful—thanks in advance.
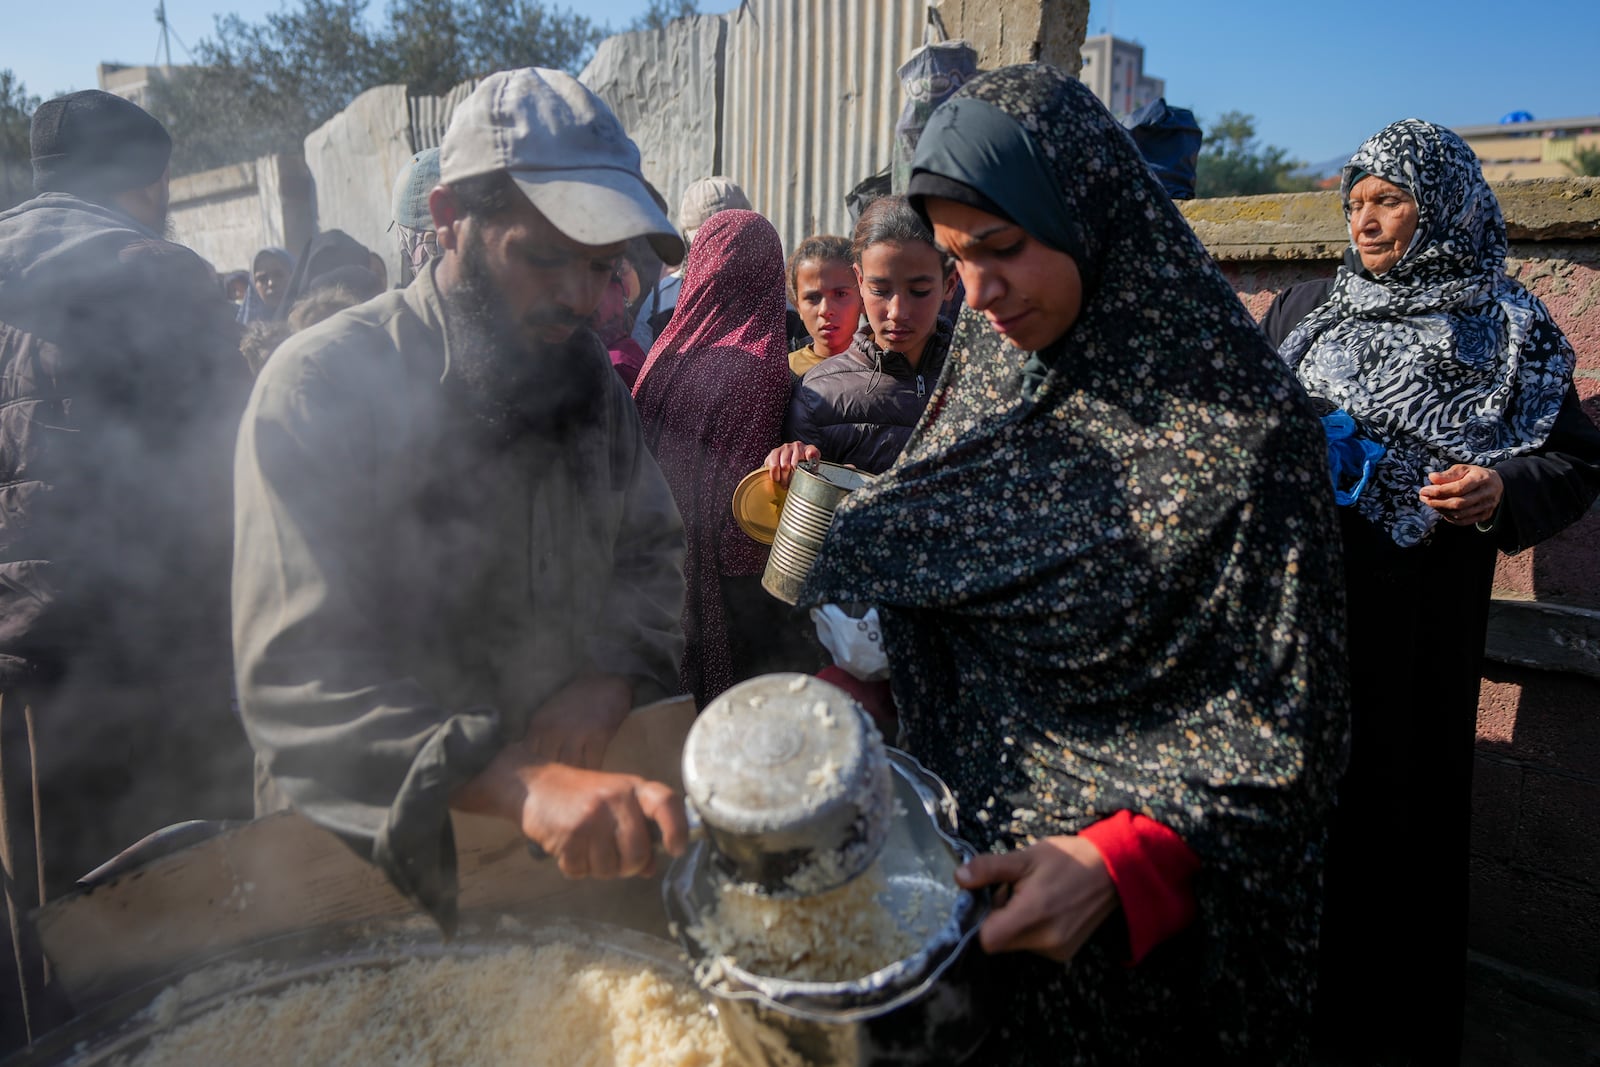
[4,0,1597,167]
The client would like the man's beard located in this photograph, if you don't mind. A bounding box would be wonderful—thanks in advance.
[443,232,595,437]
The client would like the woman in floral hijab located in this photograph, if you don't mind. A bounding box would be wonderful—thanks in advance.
[632,209,794,708]
[804,64,1349,1064]
[1264,119,1600,1062]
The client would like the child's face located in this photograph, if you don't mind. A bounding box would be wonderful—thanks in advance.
[793,258,863,357]
[855,240,953,365]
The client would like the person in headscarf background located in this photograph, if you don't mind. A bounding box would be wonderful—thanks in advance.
[631,209,795,709]
[1261,119,1600,1065]
[222,269,250,304]
[592,268,649,389]
[238,245,294,324]
[803,64,1350,1065]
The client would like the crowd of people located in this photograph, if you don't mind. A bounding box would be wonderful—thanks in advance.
[0,59,1596,1066]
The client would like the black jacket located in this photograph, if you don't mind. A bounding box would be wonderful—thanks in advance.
[784,323,951,476]
[0,193,249,685]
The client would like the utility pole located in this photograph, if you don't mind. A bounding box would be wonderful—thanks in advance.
[155,0,173,70]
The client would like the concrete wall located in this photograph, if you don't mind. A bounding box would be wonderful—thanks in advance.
[295,2,1092,265]
[936,0,1089,73]
[303,84,415,289]
[1179,179,1600,1043]
[580,15,726,240]
[578,0,1092,259]
[168,153,314,276]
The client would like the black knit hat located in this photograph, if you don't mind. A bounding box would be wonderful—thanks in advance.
[31,90,173,198]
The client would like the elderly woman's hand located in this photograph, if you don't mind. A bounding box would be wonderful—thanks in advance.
[954,835,1119,962]
[1418,464,1504,526]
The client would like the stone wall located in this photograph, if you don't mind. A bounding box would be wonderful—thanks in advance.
[1180,179,1600,1049]
[168,153,313,277]
[935,0,1089,73]
[303,84,415,288]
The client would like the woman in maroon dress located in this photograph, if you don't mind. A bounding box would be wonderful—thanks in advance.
[632,209,794,707]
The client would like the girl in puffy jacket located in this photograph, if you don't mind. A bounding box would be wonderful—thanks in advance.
[766,196,956,483]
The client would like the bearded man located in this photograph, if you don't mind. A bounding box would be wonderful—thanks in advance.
[232,69,690,929]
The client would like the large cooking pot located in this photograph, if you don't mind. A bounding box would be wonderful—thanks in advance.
[664,749,992,1066]
[4,916,696,1066]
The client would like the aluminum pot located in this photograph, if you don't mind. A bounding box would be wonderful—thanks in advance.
[664,750,992,1067]
[682,673,895,896]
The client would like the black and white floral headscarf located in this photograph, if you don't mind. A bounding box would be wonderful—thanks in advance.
[1279,118,1575,547]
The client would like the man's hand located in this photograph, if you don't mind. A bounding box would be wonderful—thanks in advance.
[765,441,821,488]
[523,674,633,770]
[1418,464,1503,526]
[453,749,689,880]
[955,835,1119,962]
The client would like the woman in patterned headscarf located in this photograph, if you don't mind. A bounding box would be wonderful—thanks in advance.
[802,63,1350,1064]
[632,209,795,709]
[1262,119,1600,1063]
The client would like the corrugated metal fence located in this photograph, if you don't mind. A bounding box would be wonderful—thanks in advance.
[307,3,940,260]
[408,79,481,153]
[723,0,929,253]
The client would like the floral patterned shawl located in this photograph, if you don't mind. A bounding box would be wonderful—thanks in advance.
[1279,119,1575,547]
[803,65,1349,1062]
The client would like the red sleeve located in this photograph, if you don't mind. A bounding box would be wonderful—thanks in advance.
[1079,810,1201,964]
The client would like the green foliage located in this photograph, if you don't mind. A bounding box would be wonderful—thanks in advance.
[1564,144,1600,178]
[628,0,699,32]
[1194,111,1319,198]
[144,0,603,176]
[1,70,41,212]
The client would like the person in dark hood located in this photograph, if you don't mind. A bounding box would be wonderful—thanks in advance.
[274,229,379,319]
[234,69,690,933]
[0,89,252,1048]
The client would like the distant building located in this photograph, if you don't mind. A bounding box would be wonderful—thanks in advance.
[1078,35,1165,120]
[96,63,190,111]
[1455,115,1600,181]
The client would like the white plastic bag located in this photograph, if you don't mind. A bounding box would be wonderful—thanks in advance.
[809,604,889,681]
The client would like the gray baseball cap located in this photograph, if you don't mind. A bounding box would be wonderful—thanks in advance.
[440,68,684,264]
[679,176,752,245]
